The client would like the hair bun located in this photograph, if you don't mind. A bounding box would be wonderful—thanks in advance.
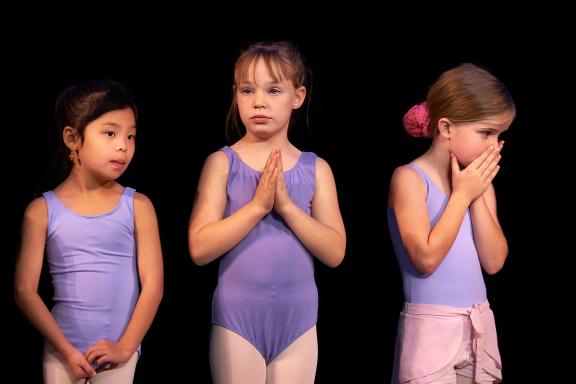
[403,102,432,138]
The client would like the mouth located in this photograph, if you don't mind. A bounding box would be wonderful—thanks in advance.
[110,160,126,168]
[251,115,271,124]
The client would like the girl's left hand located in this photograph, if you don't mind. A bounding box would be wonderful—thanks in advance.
[274,150,293,216]
[85,339,132,369]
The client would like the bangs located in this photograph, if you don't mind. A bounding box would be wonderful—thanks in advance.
[234,53,291,84]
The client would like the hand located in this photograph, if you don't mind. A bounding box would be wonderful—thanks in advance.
[62,348,96,380]
[274,150,294,216]
[251,148,280,214]
[451,142,503,203]
[85,339,132,370]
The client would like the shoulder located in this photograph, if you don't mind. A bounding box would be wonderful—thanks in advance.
[203,150,230,172]
[390,165,427,195]
[23,197,48,226]
[314,156,333,175]
[133,192,157,216]
[391,164,422,184]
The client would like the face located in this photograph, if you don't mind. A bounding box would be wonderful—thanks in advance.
[72,108,136,181]
[448,111,514,167]
[236,59,305,139]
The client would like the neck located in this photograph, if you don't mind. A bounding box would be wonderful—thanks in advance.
[64,168,115,194]
[239,131,292,152]
[419,138,452,180]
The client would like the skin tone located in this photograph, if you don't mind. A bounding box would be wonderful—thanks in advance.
[389,111,514,276]
[188,57,346,268]
[14,108,163,380]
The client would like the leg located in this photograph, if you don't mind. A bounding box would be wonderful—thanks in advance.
[210,325,266,384]
[266,326,317,384]
[43,343,84,384]
[455,375,474,384]
[89,351,138,384]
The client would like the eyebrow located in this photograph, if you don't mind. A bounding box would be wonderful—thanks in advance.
[237,80,283,86]
[101,122,137,129]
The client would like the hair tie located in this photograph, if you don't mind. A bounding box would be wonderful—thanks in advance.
[403,102,432,138]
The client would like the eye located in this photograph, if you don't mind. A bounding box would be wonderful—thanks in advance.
[269,88,281,95]
[128,134,136,141]
[105,131,115,137]
[240,87,253,95]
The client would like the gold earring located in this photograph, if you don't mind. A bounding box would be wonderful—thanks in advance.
[68,151,75,161]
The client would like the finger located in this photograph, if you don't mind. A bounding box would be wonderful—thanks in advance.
[269,162,279,189]
[471,146,496,170]
[481,153,501,178]
[80,360,97,377]
[488,165,500,183]
[264,149,279,180]
[450,153,460,174]
[478,147,500,175]
[95,356,111,367]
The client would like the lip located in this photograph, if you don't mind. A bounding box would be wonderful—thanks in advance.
[251,115,271,124]
[110,160,126,169]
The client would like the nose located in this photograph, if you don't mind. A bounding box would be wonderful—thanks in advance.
[116,137,128,152]
[253,89,265,108]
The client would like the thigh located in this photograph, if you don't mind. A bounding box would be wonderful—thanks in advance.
[43,344,83,384]
[456,374,474,384]
[210,325,266,384]
[89,351,138,384]
[266,326,317,384]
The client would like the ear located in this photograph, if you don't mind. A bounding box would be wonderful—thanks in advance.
[292,86,306,109]
[63,126,80,150]
[438,118,452,140]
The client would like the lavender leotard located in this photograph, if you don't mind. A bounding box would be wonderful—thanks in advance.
[212,146,318,363]
[43,187,139,353]
[387,164,487,307]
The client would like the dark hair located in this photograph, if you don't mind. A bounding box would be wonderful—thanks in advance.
[55,80,137,174]
[426,63,515,136]
[225,41,309,142]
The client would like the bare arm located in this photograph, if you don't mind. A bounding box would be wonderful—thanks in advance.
[274,156,346,267]
[389,166,470,275]
[188,150,280,265]
[86,193,164,366]
[14,198,96,378]
[470,184,508,274]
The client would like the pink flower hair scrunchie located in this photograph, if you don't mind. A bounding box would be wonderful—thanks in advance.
[403,102,432,138]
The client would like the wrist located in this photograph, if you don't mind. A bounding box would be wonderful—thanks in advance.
[275,200,297,218]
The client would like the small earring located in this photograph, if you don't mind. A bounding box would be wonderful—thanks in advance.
[68,151,75,161]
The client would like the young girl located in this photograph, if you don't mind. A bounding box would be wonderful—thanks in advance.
[188,41,346,383]
[14,80,163,383]
[388,63,515,384]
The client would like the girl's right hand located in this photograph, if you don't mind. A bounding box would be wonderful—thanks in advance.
[64,348,97,379]
[451,143,502,203]
[251,148,280,214]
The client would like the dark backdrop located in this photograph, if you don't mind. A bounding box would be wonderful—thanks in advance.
[2,21,563,382]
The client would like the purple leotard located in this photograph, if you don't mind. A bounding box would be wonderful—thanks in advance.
[387,163,487,307]
[212,146,318,363]
[43,187,139,353]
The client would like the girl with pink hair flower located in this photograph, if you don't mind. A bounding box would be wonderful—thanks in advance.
[388,63,515,383]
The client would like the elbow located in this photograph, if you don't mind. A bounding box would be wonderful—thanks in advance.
[14,285,33,309]
[188,240,211,266]
[324,240,346,268]
[326,251,345,268]
[410,251,441,276]
[484,265,502,275]
[484,255,507,275]
[415,261,439,276]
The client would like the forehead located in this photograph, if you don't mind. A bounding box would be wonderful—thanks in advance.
[236,57,288,84]
[466,111,515,131]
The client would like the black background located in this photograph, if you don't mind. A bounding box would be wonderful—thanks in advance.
[2,17,566,383]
